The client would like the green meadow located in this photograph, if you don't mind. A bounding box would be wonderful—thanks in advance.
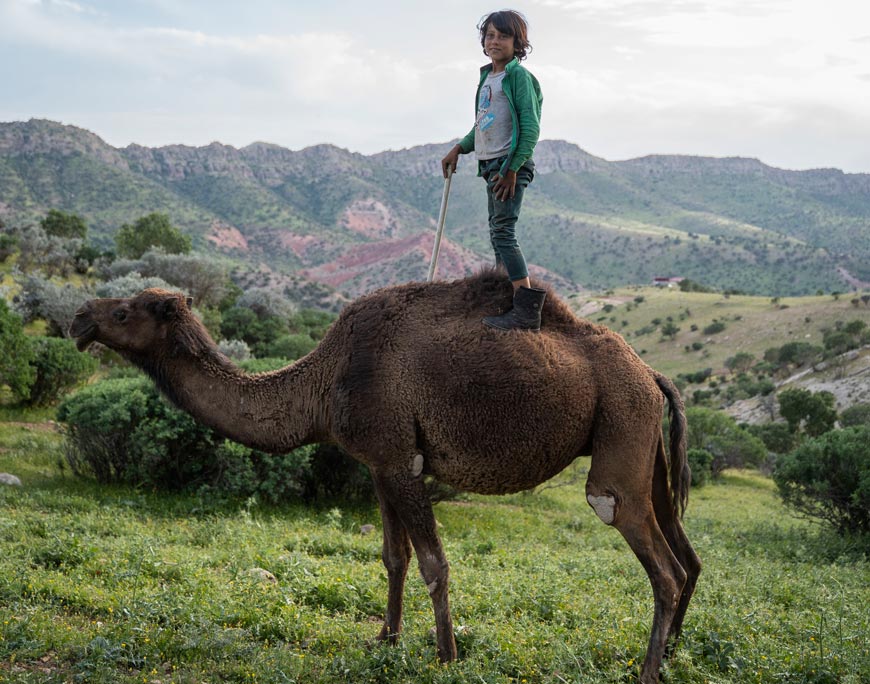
[0,419,868,683]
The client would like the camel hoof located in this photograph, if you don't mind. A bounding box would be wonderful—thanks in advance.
[366,624,400,651]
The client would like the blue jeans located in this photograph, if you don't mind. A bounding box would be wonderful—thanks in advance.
[481,156,535,281]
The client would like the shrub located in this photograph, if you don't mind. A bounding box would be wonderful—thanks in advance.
[289,309,336,340]
[237,288,297,320]
[0,233,18,262]
[0,298,36,401]
[774,426,870,534]
[12,224,82,277]
[686,407,767,476]
[724,352,755,374]
[840,403,870,428]
[95,273,174,298]
[57,375,373,504]
[745,422,796,455]
[766,341,823,370]
[220,307,286,358]
[703,320,726,335]
[260,333,317,360]
[678,368,713,385]
[778,388,838,437]
[722,374,775,403]
[679,279,715,293]
[103,250,228,308]
[217,338,252,361]
[687,448,713,487]
[822,330,856,356]
[26,337,99,406]
[13,274,90,337]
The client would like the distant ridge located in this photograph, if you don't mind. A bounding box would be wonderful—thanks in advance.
[2,118,869,298]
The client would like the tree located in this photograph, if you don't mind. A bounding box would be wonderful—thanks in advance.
[0,298,36,401]
[778,388,838,437]
[40,209,87,240]
[725,352,755,375]
[115,213,191,259]
[774,426,870,534]
[660,321,680,340]
[776,341,822,368]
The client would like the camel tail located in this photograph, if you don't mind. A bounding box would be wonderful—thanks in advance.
[655,372,689,519]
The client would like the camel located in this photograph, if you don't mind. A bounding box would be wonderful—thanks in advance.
[69,270,700,683]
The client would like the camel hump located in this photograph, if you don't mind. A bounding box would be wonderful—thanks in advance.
[341,270,594,335]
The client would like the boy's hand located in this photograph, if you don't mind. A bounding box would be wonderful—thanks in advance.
[441,145,461,178]
[492,170,517,201]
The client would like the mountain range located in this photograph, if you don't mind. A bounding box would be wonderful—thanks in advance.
[2,118,869,300]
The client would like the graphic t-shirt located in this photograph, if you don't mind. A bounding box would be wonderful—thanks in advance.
[474,70,512,161]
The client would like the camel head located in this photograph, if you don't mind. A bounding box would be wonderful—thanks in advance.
[69,288,197,358]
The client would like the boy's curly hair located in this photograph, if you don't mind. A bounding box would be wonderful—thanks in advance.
[478,10,532,62]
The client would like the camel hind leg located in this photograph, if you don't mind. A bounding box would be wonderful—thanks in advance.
[651,435,701,653]
[372,479,413,644]
[586,435,687,684]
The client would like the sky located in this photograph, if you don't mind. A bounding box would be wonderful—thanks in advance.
[1,0,869,173]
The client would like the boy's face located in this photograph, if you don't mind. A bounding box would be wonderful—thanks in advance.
[484,25,515,64]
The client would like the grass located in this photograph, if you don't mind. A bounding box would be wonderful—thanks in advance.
[1,419,868,683]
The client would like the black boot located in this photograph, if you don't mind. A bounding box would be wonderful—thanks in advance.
[483,286,547,331]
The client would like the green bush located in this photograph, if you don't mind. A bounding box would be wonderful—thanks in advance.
[26,337,99,406]
[840,403,870,427]
[0,233,18,262]
[774,426,870,534]
[778,388,838,437]
[703,321,726,335]
[0,298,36,401]
[722,374,775,403]
[687,448,713,487]
[220,307,286,358]
[686,407,767,477]
[57,376,372,503]
[261,333,317,360]
[745,422,796,455]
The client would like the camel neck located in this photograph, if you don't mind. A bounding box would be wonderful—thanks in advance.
[149,346,334,454]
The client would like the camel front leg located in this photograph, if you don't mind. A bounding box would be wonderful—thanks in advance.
[373,468,457,662]
[373,479,412,644]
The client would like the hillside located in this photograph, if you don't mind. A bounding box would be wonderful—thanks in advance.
[575,284,870,419]
[2,119,870,298]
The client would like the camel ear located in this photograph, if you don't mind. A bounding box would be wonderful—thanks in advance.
[153,297,180,321]
[186,296,193,309]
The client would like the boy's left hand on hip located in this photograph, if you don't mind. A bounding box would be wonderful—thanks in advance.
[492,170,518,201]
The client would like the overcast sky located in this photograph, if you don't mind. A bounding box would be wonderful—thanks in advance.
[2,0,869,172]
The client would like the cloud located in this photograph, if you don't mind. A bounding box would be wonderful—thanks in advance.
[2,0,870,171]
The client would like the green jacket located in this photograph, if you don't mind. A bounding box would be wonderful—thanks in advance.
[458,57,543,177]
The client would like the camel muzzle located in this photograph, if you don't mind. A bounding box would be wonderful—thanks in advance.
[69,303,98,351]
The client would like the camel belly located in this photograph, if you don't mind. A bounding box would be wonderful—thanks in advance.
[426,447,584,495]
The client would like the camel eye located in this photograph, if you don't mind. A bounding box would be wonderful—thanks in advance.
[113,309,128,322]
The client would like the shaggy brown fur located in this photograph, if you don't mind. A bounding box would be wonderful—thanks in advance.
[70,270,700,683]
